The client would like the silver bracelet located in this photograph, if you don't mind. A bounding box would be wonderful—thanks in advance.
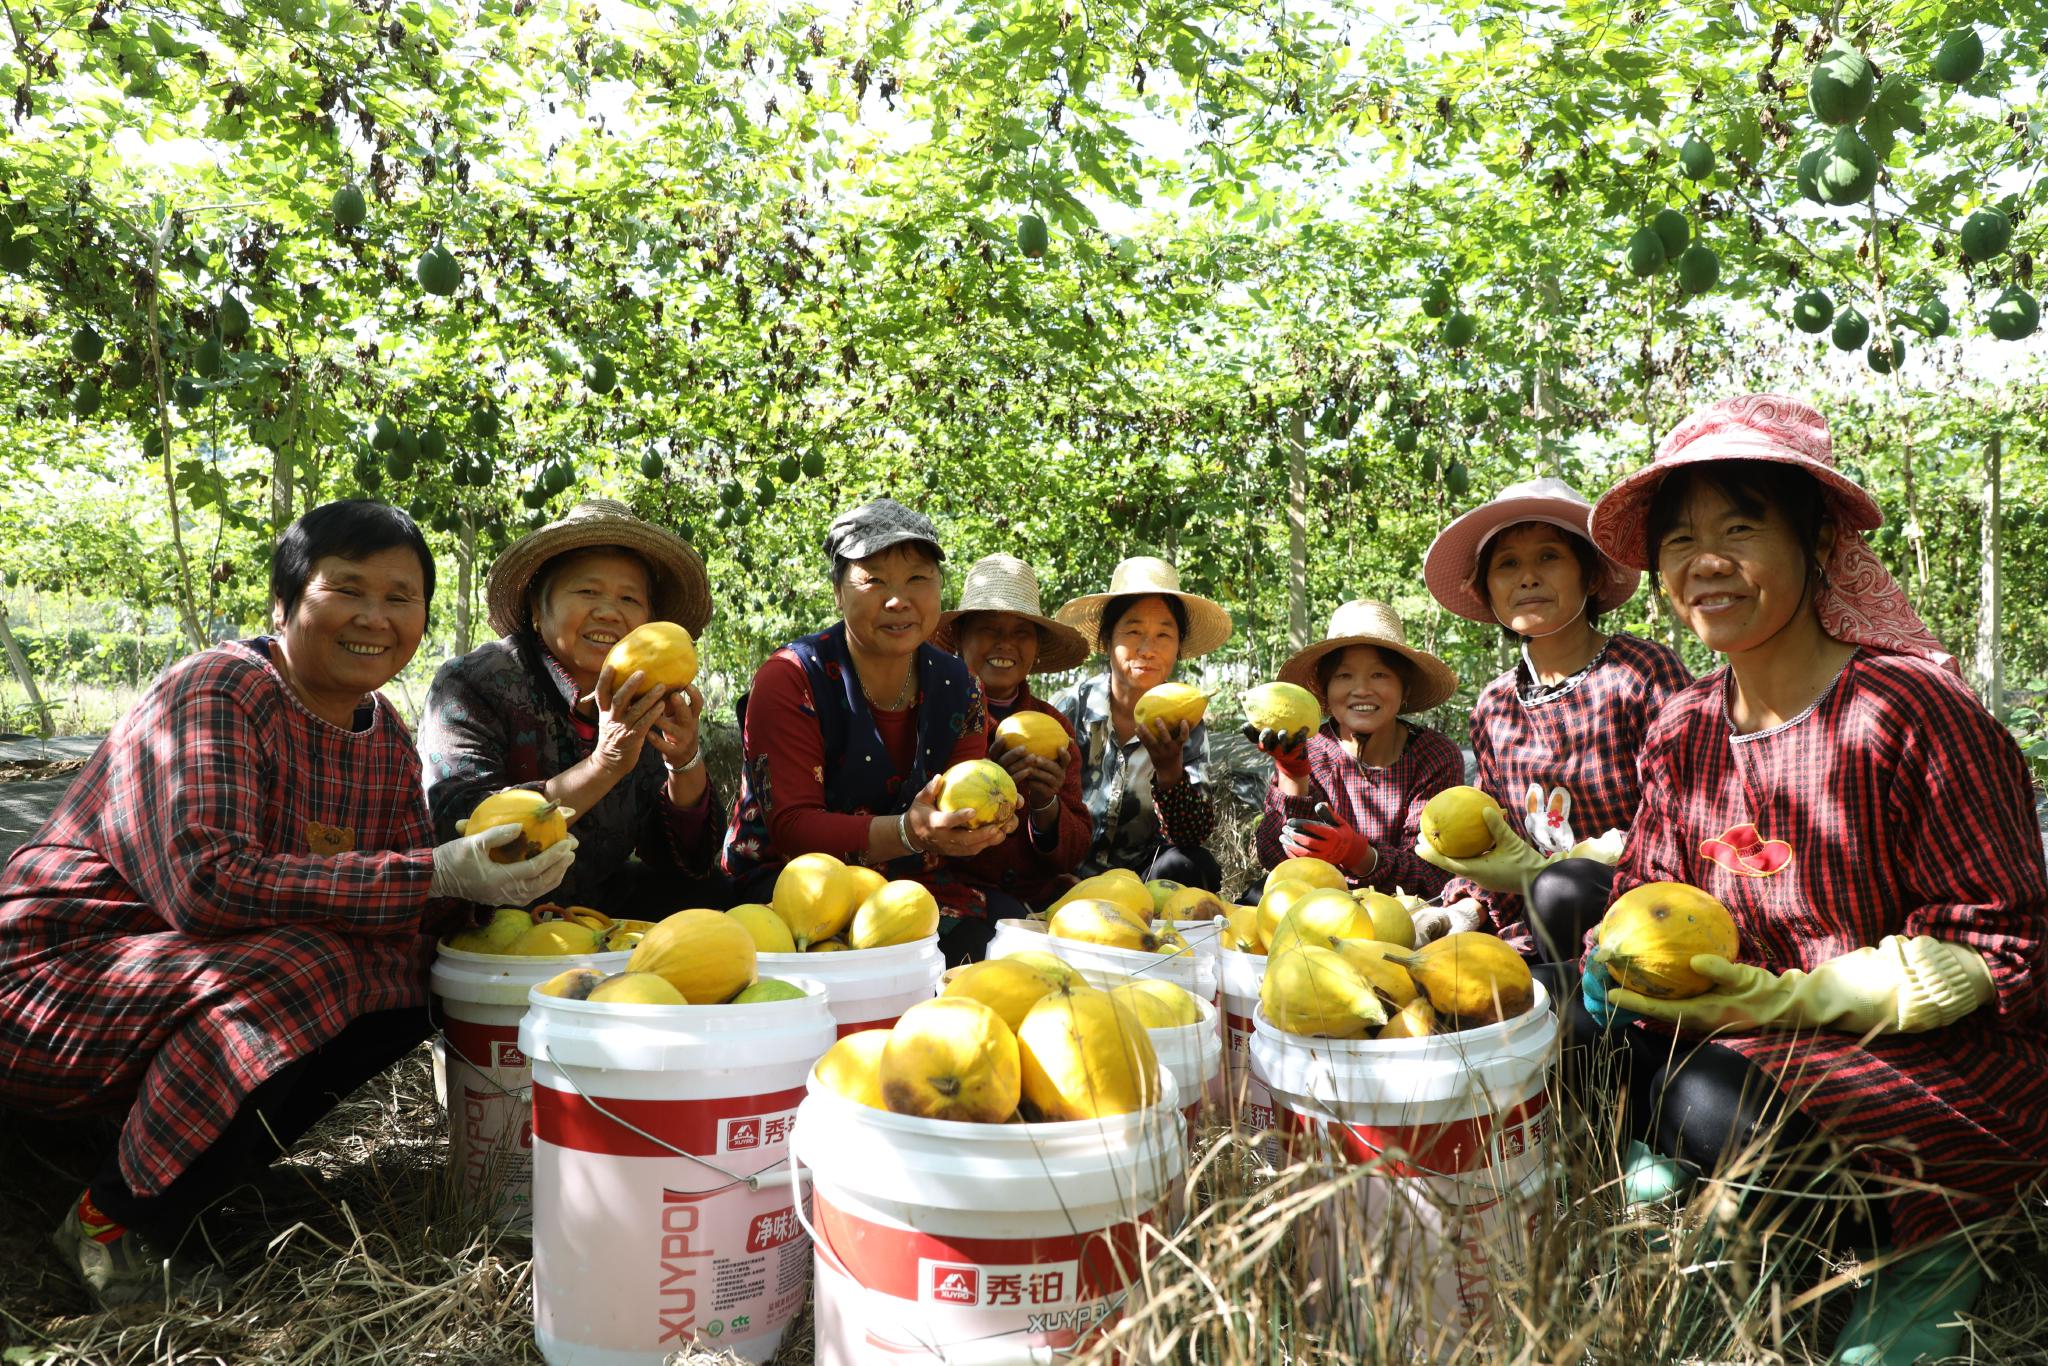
[668,748,704,774]
[897,809,921,854]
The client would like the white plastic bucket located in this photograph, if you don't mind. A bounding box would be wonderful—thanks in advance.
[1218,946,1279,1166]
[988,918,1217,1004]
[1248,982,1558,1358]
[756,935,943,1037]
[794,1067,1184,1365]
[1149,995,1225,1135]
[521,980,837,1366]
[431,945,630,1228]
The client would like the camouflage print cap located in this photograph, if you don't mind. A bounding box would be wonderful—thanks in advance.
[823,497,945,574]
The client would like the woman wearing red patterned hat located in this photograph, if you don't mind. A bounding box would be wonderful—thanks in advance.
[1580,393,2047,1363]
[1415,477,1693,951]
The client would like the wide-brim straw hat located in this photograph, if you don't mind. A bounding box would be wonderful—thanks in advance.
[485,498,712,638]
[1278,599,1459,713]
[1424,475,1643,623]
[931,554,1091,673]
[1589,392,1881,571]
[1053,556,1233,659]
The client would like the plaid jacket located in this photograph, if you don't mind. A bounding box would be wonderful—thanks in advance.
[1051,673,1215,875]
[0,640,445,1197]
[1610,651,2048,1248]
[417,632,723,911]
[1455,632,1692,946]
[1255,721,1460,897]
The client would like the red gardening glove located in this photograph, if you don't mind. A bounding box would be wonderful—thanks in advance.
[1244,723,1312,780]
[1280,802,1375,876]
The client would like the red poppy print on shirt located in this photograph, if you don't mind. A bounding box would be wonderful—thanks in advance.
[1699,821,1792,878]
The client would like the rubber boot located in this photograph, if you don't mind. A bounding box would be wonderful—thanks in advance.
[1831,1241,1983,1365]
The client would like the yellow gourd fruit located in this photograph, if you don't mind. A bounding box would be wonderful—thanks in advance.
[1132,682,1208,731]
[1161,886,1230,923]
[601,621,698,690]
[726,903,797,954]
[807,939,851,953]
[733,978,808,1003]
[1352,888,1418,949]
[816,1029,891,1109]
[1144,878,1185,913]
[1596,882,1741,999]
[771,852,865,950]
[1327,937,1420,1007]
[936,758,1020,828]
[627,908,758,1003]
[600,918,657,952]
[838,864,889,908]
[535,967,603,999]
[1390,931,1534,1025]
[457,788,569,864]
[1257,879,1349,951]
[993,711,1070,761]
[1377,997,1439,1040]
[1270,856,1348,893]
[881,996,1022,1124]
[1265,888,1376,956]
[445,906,533,953]
[1111,979,1203,1029]
[944,958,1060,1031]
[505,920,605,956]
[1017,984,1160,1121]
[1222,904,1265,953]
[586,971,689,1005]
[1261,946,1389,1038]
[1049,873,1156,924]
[1420,787,1503,860]
[1048,899,1159,952]
[1000,950,1088,991]
[849,879,941,949]
[1242,681,1322,735]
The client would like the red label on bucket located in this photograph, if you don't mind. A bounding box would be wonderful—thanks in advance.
[442,1015,518,1071]
[534,1084,804,1158]
[838,1013,901,1038]
[1279,1093,1551,1178]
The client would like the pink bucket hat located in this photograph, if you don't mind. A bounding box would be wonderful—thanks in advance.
[1423,476,1641,623]
[1589,392,1953,672]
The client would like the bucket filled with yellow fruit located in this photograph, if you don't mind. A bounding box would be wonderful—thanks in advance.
[988,868,1217,1003]
[794,959,1186,1365]
[735,852,945,1037]
[1247,910,1557,1357]
[431,891,643,1229]
[519,907,835,1366]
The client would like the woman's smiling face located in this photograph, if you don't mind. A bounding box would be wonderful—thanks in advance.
[1656,481,1832,656]
[532,548,653,690]
[1321,645,1405,741]
[1482,523,1594,637]
[955,611,1041,696]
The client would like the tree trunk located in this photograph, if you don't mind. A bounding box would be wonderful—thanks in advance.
[1287,408,1309,652]
[1973,431,2003,721]
[0,598,53,737]
[142,221,210,651]
[454,514,477,656]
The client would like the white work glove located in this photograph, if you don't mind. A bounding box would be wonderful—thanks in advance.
[1409,896,1487,945]
[429,824,579,905]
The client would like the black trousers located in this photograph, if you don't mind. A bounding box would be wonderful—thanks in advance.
[90,1007,431,1248]
[938,889,1033,966]
[1111,843,1223,893]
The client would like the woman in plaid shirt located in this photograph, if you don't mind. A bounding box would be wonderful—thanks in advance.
[1251,600,1461,901]
[1583,395,2046,1363]
[1417,477,1693,954]
[0,503,573,1309]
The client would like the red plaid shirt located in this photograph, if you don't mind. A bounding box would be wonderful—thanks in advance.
[1255,722,1461,897]
[0,641,445,1197]
[1610,651,2048,1248]
[1455,632,1693,947]
[965,687,1092,908]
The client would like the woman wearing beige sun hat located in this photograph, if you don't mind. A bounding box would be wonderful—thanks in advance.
[1248,600,1464,912]
[932,554,1093,908]
[1050,556,1233,892]
[417,498,728,915]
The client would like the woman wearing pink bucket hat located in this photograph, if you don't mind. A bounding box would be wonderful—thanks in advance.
[1416,476,1692,953]
[1579,393,2048,1364]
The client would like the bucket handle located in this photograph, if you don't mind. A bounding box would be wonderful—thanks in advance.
[532,1046,786,1193]
[786,1145,854,1280]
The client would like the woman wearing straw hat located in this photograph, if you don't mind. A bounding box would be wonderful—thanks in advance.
[1416,476,1693,956]
[1577,394,2048,1363]
[418,498,725,916]
[721,499,1021,964]
[1051,556,1232,893]
[932,554,1094,910]
[1250,601,1462,904]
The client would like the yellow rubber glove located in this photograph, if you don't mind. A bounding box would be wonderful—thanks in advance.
[1606,937,1995,1036]
[1413,806,1551,895]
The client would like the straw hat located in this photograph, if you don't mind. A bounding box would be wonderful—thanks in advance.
[485,498,711,639]
[931,554,1091,673]
[1277,600,1458,713]
[1423,476,1642,624]
[1053,556,1233,659]
[1589,392,1881,571]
